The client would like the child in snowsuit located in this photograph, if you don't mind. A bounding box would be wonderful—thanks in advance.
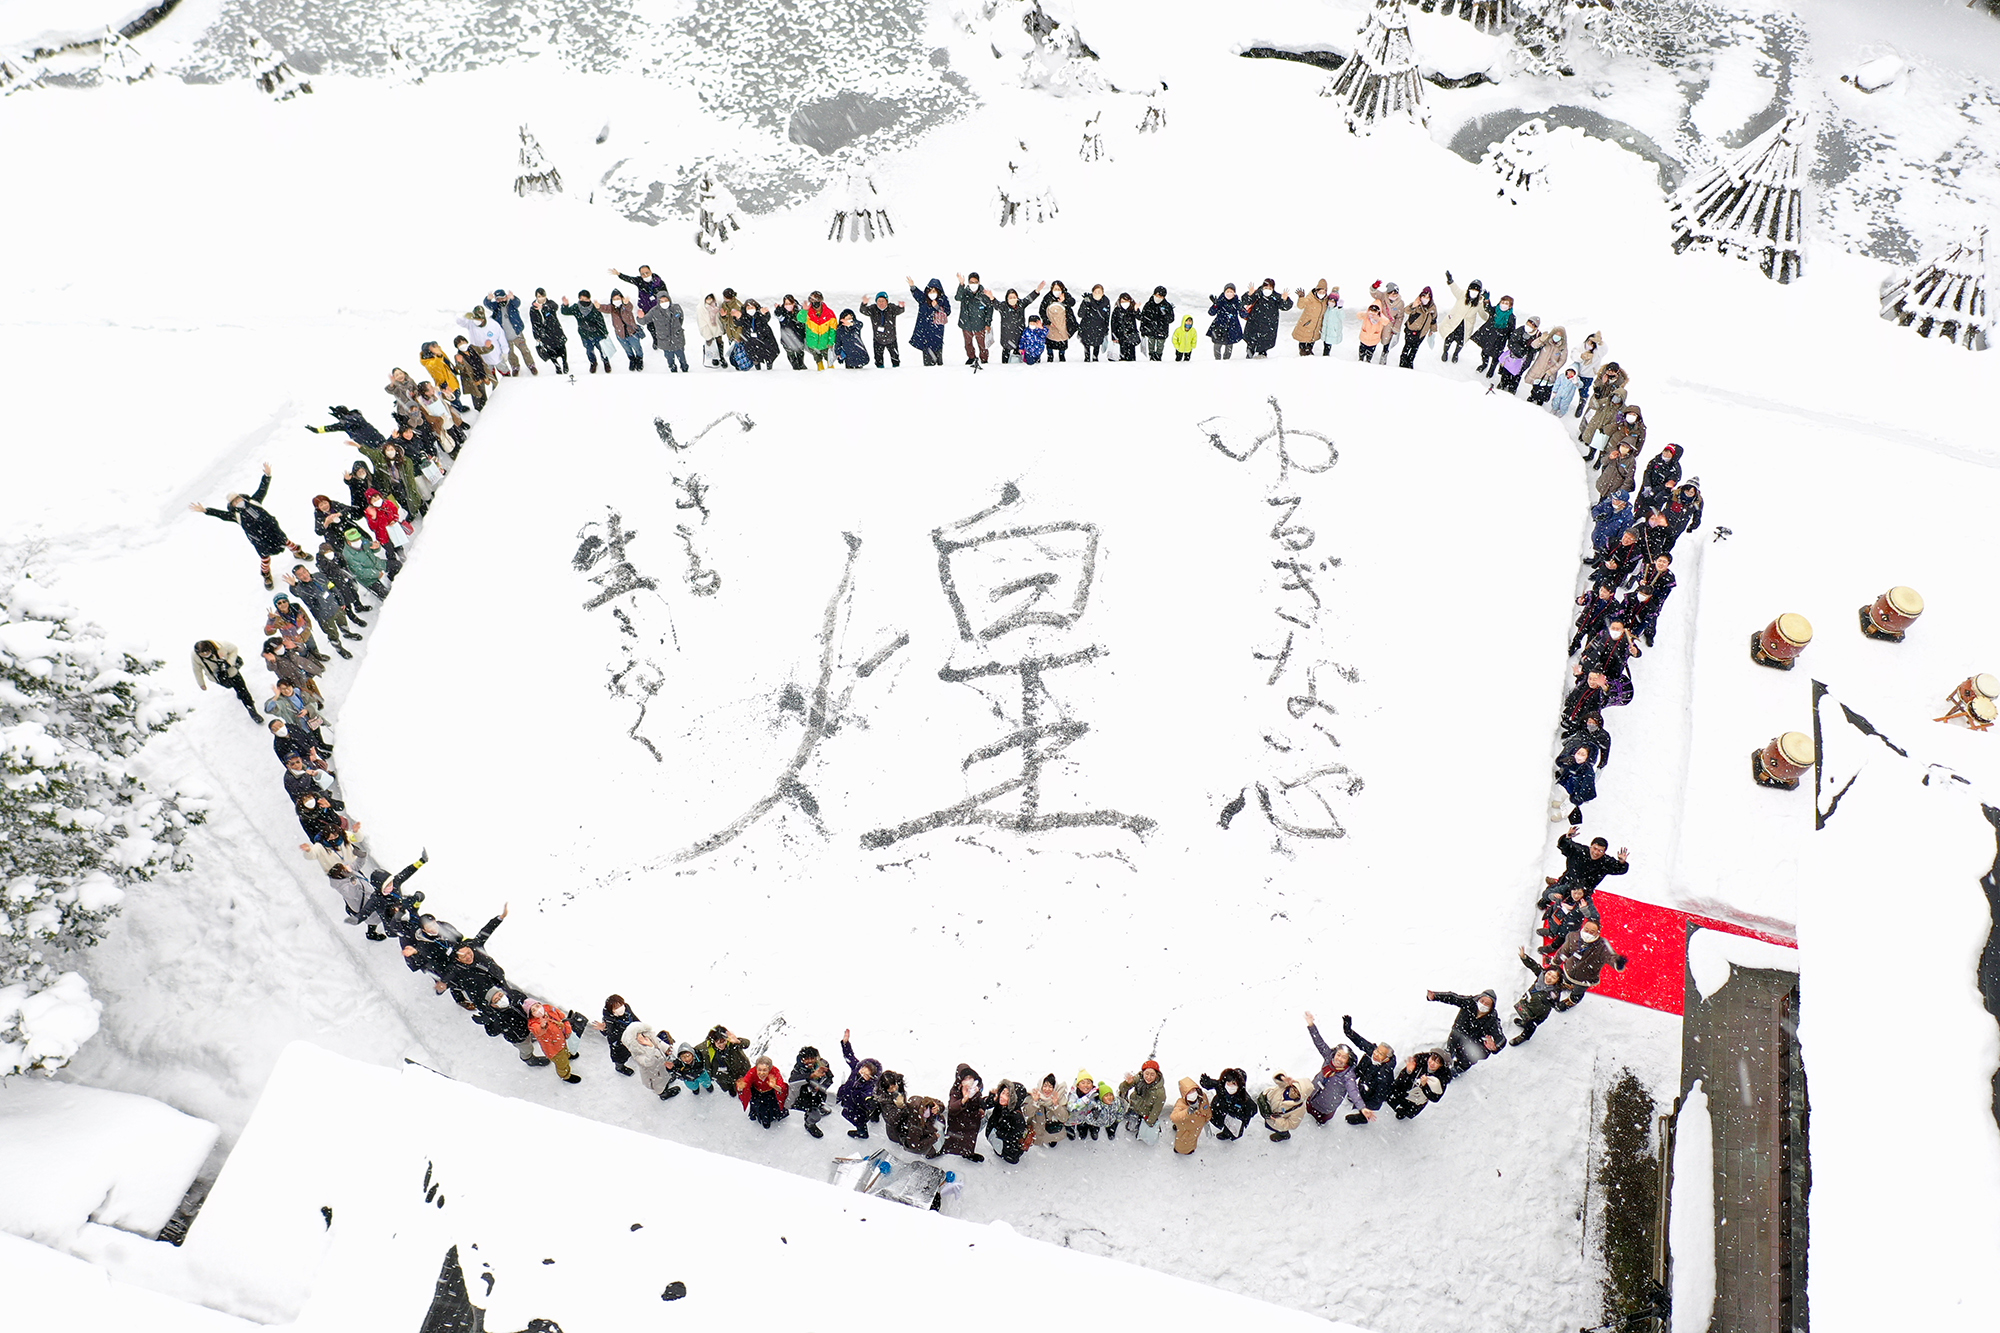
[1169,1078,1213,1155]
[1068,1073,1117,1140]
[1020,317,1048,365]
[674,1046,715,1095]
[1171,316,1198,361]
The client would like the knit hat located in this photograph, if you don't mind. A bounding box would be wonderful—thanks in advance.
[876,291,888,300]
[1141,1059,1161,1074]
[343,528,365,544]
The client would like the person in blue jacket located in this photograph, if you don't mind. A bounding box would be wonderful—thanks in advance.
[1548,364,1582,418]
[1554,744,1599,825]
[1589,492,1634,554]
[906,276,950,366]
[1206,285,1246,359]
[483,289,537,375]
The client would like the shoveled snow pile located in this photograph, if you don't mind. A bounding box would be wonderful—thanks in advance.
[1685,928,1798,1001]
[1668,1077,1714,1333]
[0,1077,217,1246]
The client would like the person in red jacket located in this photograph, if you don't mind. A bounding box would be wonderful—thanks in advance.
[528,1002,582,1084]
[738,1056,791,1129]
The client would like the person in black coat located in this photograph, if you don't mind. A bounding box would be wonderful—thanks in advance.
[1567,584,1618,655]
[1509,949,1569,1045]
[1626,555,1676,647]
[268,716,329,767]
[1559,713,1612,771]
[1636,444,1683,510]
[1426,988,1505,1073]
[985,1081,1030,1163]
[1574,621,1633,683]
[1537,881,1601,958]
[1549,827,1630,894]
[1340,1018,1399,1124]
[995,287,1038,363]
[1198,1067,1258,1141]
[1660,482,1704,544]
[306,406,387,448]
[1242,280,1294,357]
[1077,285,1111,360]
[189,464,306,589]
[478,986,550,1065]
[1138,286,1175,360]
[1387,1050,1451,1120]
[1563,671,1610,729]
[740,302,779,369]
[861,292,905,367]
[1109,293,1142,361]
[593,995,642,1075]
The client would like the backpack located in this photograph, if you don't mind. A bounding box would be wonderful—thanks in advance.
[730,340,752,371]
[1604,676,1635,708]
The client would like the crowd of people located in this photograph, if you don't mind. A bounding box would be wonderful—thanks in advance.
[182,260,1704,1166]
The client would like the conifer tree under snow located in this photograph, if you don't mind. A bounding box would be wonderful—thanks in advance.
[0,580,202,1074]
[1879,227,1989,351]
[1667,110,1811,284]
[248,31,313,102]
[1325,0,1427,136]
[514,125,562,197]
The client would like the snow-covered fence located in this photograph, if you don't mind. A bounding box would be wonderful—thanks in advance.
[1879,228,1989,351]
[1324,0,1427,135]
[1667,110,1811,284]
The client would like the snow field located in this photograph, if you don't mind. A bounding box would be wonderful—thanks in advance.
[0,1078,218,1245]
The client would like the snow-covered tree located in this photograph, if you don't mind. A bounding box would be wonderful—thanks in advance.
[824,172,893,243]
[97,26,154,85]
[1428,0,1510,33]
[949,0,1109,96]
[514,124,563,197]
[694,172,741,253]
[1667,110,1812,284]
[1481,118,1551,203]
[1510,0,1578,76]
[248,30,312,102]
[997,142,1058,227]
[0,580,203,1075]
[1,54,48,96]
[1879,228,1989,350]
[1325,0,1427,136]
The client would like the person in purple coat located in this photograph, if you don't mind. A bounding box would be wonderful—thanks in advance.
[1302,1012,1372,1124]
[837,1029,882,1140]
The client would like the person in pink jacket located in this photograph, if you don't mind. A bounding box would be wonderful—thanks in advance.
[1357,302,1390,363]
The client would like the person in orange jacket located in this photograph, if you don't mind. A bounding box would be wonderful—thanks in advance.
[738,1055,791,1129]
[528,1002,581,1084]
[1356,302,1390,363]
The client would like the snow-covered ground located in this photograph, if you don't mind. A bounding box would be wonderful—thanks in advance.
[5,0,2000,1327]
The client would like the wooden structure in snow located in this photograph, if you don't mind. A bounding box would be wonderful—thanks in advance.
[694,173,742,253]
[1667,111,1811,284]
[96,26,153,84]
[513,125,562,197]
[248,32,312,102]
[826,174,894,243]
[1879,228,1989,350]
[1325,0,1427,135]
[1423,0,1511,32]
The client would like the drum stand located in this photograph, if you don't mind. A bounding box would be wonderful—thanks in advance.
[1749,630,1796,670]
[1934,698,1994,732]
[1750,748,1802,790]
[1858,604,1906,642]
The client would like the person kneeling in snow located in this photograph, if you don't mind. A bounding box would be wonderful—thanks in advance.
[1170,1078,1213,1155]
[737,1056,790,1128]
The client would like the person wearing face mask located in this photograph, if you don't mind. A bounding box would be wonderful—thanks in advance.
[640,289,687,372]
[1554,743,1599,825]
[862,291,905,367]
[1242,278,1292,357]
[1169,1078,1213,1155]
[1291,280,1331,355]
[1198,1067,1257,1141]
[906,277,951,366]
[695,293,724,366]
[1171,315,1198,361]
[945,1063,989,1161]
[1206,285,1246,359]
[1438,270,1490,364]
[1388,1051,1452,1119]
[1425,986,1506,1073]
[798,292,838,370]
[1138,285,1175,360]
[1109,292,1141,360]
[1368,281,1404,366]
[559,291,612,373]
[1554,919,1628,1009]
[1302,1013,1370,1124]
[953,273,996,366]
[588,994,643,1077]
[1526,323,1568,401]
[1399,286,1438,368]
[528,289,570,374]
[1077,284,1111,360]
[1496,314,1540,393]
[605,289,643,371]
[995,284,1042,364]
[188,463,307,590]
[1472,294,1516,377]
[742,299,779,369]
[1039,280,1076,361]
[1575,617,1633,684]
[985,1081,1031,1163]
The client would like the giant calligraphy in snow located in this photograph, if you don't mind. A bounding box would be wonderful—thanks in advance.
[1202,397,1364,842]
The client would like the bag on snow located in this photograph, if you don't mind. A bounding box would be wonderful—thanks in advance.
[1528,383,1554,405]
[730,341,753,371]
[1132,1116,1162,1146]
[1604,676,1635,708]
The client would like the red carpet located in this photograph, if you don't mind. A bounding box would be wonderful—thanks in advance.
[1589,892,1796,1015]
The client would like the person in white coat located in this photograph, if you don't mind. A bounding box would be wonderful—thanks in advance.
[456,309,510,377]
[1436,271,1490,364]
[192,638,259,719]
[695,294,724,366]
[627,1026,681,1100]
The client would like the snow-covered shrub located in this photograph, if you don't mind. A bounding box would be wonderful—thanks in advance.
[248,31,312,102]
[694,172,742,253]
[949,0,1108,97]
[1667,110,1812,284]
[96,27,153,85]
[824,172,894,242]
[996,143,1057,227]
[0,580,203,1075]
[1481,118,1551,202]
[1324,0,1427,136]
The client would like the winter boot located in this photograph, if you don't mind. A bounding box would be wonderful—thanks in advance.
[846,1128,867,1139]
[333,644,354,660]
[1105,1124,1116,1141]
[262,572,275,590]
[660,1084,680,1100]
[1215,1127,1236,1141]
[563,1074,582,1084]
[365,926,386,940]
[524,1055,552,1067]
[1269,1130,1292,1142]
[1508,1032,1532,1047]
[806,1123,824,1139]
[963,1152,984,1163]
[343,629,363,641]
[588,360,597,374]
[635,354,644,370]
[616,1065,633,1076]
[1345,1112,1370,1126]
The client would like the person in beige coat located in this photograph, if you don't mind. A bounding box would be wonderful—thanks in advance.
[1526,325,1569,402]
[627,1026,679,1099]
[1436,271,1490,363]
[1169,1077,1213,1155]
[1291,280,1331,354]
[1259,1073,1309,1141]
[192,638,260,719]
[1579,363,1629,447]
